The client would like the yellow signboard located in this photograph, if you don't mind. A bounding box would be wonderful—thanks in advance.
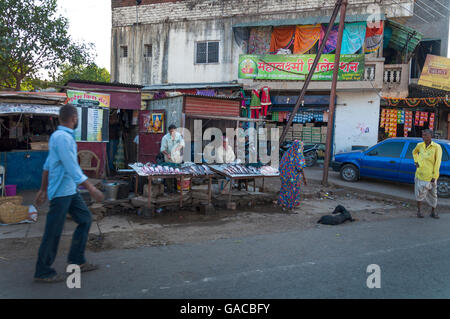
[418,54,450,91]
[66,90,110,108]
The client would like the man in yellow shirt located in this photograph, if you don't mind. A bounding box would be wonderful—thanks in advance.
[412,129,442,219]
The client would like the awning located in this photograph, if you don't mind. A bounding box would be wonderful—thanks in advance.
[185,114,265,122]
[142,82,241,91]
[385,20,423,55]
[232,14,385,28]
[0,103,60,115]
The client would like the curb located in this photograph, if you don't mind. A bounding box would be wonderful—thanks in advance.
[307,176,450,209]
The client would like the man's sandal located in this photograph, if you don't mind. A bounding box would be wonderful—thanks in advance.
[430,213,440,219]
[417,212,424,218]
[34,274,66,283]
[79,263,99,272]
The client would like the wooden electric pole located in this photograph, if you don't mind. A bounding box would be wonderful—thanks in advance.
[279,0,344,144]
[322,0,348,186]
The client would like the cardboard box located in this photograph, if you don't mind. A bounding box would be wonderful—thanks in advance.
[321,126,328,133]
[305,123,314,127]
[312,128,321,134]
[302,127,312,132]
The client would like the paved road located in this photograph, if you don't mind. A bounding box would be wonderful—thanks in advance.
[2,213,450,299]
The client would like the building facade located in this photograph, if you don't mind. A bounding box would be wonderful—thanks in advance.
[111,0,418,155]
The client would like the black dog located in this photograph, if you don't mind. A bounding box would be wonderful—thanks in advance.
[317,205,354,225]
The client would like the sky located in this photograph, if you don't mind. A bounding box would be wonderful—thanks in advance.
[57,0,111,72]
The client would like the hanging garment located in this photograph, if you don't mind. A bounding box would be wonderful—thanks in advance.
[113,138,125,170]
[260,86,271,117]
[319,24,339,53]
[341,22,367,54]
[249,89,261,119]
[278,140,306,210]
[293,24,321,54]
[270,26,296,53]
[248,27,272,54]
[365,22,384,53]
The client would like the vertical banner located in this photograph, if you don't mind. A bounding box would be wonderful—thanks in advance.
[66,90,110,142]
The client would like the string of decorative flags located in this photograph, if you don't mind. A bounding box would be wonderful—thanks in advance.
[383,96,450,108]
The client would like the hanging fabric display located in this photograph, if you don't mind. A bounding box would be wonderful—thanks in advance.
[388,98,401,107]
[293,24,321,54]
[269,26,296,53]
[260,86,271,117]
[365,22,384,53]
[249,89,261,119]
[319,24,339,53]
[248,27,272,55]
[341,22,367,54]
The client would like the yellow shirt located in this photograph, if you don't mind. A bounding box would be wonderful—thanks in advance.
[412,141,442,181]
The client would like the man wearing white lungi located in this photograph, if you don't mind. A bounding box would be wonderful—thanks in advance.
[413,129,442,219]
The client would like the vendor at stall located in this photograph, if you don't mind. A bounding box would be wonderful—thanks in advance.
[160,124,185,192]
[215,136,236,164]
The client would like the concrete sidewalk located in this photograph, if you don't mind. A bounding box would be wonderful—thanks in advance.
[305,166,450,208]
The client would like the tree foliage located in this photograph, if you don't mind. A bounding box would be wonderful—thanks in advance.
[0,0,94,90]
[55,63,110,86]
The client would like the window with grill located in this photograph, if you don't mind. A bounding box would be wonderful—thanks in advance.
[144,44,152,58]
[195,41,219,64]
[120,46,128,58]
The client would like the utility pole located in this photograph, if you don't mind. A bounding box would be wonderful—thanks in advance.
[322,0,348,186]
[279,0,344,144]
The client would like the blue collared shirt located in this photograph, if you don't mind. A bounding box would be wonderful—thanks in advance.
[43,126,88,200]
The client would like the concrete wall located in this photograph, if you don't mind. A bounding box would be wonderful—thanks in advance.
[111,0,415,85]
[334,91,381,155]
[405,0,449,58]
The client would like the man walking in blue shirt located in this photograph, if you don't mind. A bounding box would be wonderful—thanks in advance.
[34,105,104,283]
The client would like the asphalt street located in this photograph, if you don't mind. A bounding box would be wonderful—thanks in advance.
[2,212,450,299]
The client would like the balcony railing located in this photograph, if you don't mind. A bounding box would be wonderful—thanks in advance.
[381,64,409,98]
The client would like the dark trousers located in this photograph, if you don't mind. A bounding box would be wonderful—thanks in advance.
[34,193,92,279]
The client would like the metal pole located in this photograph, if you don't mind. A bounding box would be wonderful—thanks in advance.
[279,0,343,144]
[322,0,348,186]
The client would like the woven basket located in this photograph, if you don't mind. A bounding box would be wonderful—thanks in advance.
[0,202,29,224]
[0,196,23,206]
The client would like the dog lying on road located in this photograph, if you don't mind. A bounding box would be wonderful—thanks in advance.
[317,205,355,225]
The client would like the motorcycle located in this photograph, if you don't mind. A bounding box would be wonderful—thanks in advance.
[279,141,319,167]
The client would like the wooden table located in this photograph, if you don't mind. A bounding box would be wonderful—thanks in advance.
[134,172,214,210]
[209,167,279,208]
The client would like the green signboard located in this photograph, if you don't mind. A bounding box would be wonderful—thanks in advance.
[238,54,365,81]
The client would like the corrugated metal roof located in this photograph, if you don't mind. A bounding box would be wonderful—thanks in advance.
[386,20,423,55]
[142,82,241,91]
[65,79,144,88]
[232,14,386,28]
[184,96,240,117]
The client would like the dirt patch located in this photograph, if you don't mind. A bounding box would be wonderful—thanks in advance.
[0,180,424,262]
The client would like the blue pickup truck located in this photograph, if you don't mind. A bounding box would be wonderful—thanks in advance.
[331,138,450,198]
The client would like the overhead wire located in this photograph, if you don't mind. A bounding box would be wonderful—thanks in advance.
[390,0,430,23]
[416,0,446,18]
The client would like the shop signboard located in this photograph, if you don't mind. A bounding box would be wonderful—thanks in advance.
[238,54,365,81]
[418,54,450,91]
[66,90,109,142]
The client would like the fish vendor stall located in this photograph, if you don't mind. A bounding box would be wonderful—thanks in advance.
[129,162,215,212]
[0,92,66,191]
[209,164,279,209]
